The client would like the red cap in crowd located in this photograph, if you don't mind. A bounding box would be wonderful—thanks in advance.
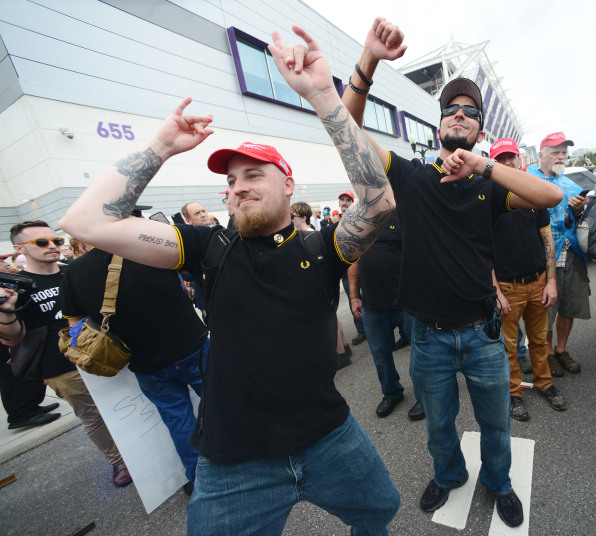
[332,210,340,216]
[208,142,292,176]
[490,138,520,159]
[338,190,354,201]
[540,132,574,150]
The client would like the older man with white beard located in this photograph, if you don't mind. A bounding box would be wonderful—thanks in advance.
[527,133,590,377]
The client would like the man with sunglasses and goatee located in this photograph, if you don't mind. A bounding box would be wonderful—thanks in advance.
[0,220,132,488]
[343,17,563,528]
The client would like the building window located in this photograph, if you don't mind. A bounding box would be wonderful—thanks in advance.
[228,27,347,113]
[402,112,437,147]
[362,97,398,136]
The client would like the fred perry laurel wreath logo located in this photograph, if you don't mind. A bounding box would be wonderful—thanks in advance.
[273,234,284,243]
[478,194,486,201]
[300,260,310,269]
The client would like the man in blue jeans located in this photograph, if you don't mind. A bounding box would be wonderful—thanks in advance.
[60,25,401,536]
[343,17,563,528]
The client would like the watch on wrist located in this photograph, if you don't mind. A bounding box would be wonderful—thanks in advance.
[483,158,496,179]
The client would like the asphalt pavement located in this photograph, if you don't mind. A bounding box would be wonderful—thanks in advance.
[1,263,595,536]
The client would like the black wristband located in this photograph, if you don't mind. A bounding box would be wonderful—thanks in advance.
[348,77,369,95]
[0,316,18,325]
[0,319,23,341]
[354,63,373,86]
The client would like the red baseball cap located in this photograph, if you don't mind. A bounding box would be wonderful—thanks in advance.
[338,190,354,201]
[490,138,520,159]
[208,142,292,176]
[540,132,574,150]
[218,187,230,194]
[332,210,340,216]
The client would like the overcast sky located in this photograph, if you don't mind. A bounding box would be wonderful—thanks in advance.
[302,0,595,152]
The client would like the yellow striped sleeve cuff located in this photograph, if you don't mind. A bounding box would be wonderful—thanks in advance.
[171,225,185,270]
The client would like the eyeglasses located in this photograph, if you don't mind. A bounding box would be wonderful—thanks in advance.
[441,104,482,121]
[291,214,303,219]
[17,237,65,248]
[221,196,229,204]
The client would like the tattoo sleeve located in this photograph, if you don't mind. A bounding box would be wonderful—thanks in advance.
[541,227,556,279]
[320,105,393,259]
[103,149,163,218]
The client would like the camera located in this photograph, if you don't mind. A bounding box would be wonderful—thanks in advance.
[0,272,37,305]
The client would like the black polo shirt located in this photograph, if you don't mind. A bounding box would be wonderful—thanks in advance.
[493,208,550,280]
[16,270,75,379]
[358,209,403,310]
[61,248,208,374]
[173,222,351,463]
[386,152,512,324]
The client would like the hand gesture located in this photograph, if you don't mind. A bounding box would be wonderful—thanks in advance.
[154,97,214,158]
[568,194,586,215]
[365,17,407,61]
[440,149,483,182]
[0,288,18,311]
[269,26,334,106]
[542,279,558,308]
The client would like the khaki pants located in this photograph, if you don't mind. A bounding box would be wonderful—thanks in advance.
[45,370,122,465]
[498,272,552,397]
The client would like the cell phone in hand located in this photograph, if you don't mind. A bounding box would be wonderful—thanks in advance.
[578,189,590,197]
[149,211,170,224]
[171,212,185,225]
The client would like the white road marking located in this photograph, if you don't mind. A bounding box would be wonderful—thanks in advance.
[431,432,535,535]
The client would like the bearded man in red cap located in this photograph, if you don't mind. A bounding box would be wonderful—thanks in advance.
[60,25,401,536]
[527,133,590,377]
[490,138,566,422]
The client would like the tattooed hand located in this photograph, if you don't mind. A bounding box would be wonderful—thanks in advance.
[153,97,214,160]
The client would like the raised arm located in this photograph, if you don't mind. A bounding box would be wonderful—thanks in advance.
[341,17,407,170]
[269,26,395,261]
[59,98,214,268]
[440,150,563,209]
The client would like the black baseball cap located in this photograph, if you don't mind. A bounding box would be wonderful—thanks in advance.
[440,78,483,127]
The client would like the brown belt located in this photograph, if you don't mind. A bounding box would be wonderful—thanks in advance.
[435,318,487,331]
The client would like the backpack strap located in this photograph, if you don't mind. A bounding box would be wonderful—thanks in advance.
[298,230,339,311]
[200,229,240,323]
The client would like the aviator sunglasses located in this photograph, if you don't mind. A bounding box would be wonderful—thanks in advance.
[441,104,482,121]
[17,237,65,248]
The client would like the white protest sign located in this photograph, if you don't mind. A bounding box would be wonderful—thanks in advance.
[78,366,200,513]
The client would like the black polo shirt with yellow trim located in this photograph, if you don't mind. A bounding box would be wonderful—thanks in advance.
[173,222,351,463]
[386,152,512,324]
[493,208,551,281]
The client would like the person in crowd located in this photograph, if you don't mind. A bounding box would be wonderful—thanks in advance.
[527,133,590,377]
[490,138,566,421]
[290,201,314,232]
[311,206,322,230]
[181,201,210,226]
[60,243,74,264]
[69,237,92,258]
[342,16,562,528]
[61,209,210,496]
[59,25,400,535]
[0,221,131,487]
[320,207,332,227]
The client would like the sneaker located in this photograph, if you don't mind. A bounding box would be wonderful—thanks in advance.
[112,462,132,487]
[420,470,468,512]
[510,396,529,421]
[495,490,523,527]
[538,385,567,411]
[352,334,366,346]
[375,394,404,417]
[39,403,60,413]
[8,412,61,430]
[517,354,532,374]
[407,401,426,421]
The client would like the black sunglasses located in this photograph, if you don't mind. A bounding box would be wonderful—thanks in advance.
[441,104,482,121]
[18,237,65,248]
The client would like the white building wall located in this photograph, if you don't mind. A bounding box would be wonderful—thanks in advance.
[0,0,440,251]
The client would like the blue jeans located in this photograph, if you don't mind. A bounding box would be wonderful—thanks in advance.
[409,318,512,495]
[362,307,412,399]
[187,413,400,536]
[517,326,527,358]
[135,338,209,483]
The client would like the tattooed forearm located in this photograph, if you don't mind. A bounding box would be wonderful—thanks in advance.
[103,148,163,218]
[541,229,556,279]
[320,106,388,190]
[138,234,178,249]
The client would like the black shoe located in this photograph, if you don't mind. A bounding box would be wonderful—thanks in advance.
[495,490,523,527]
[408,402,426,421]
[376,394,404,417]
[336,353,352,370]
[39,403,59,413]
[393,338,410,352]
[352,334,366,346]
[538,385,567,411]
[343,344,353,358]
[420,470,469,512]
[510,396,529,421]
[8,412,61,430]
[183,481,194,496]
